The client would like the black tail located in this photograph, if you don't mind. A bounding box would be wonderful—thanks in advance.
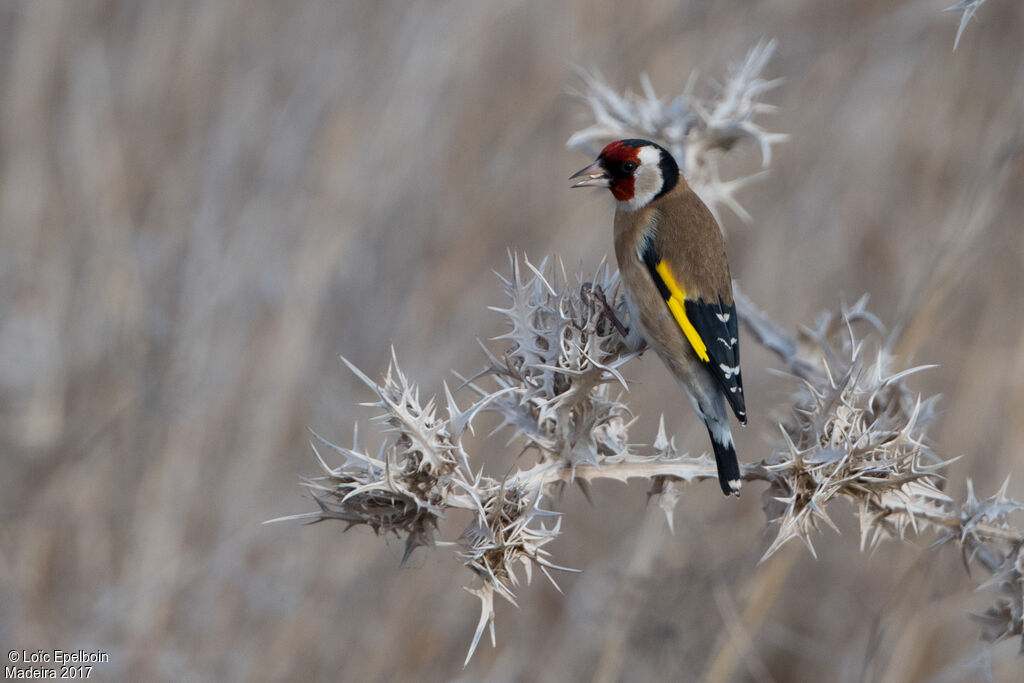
[705,422,741,496]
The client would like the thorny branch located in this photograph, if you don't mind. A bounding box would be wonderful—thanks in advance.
[945,0,989,50]
[273,40,1022,661]
[272,256,1023,660]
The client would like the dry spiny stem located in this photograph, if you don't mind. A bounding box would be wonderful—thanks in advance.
[738,291,1024,649]
[747,295,950,560]
[271,256,738,663]
[272,257,1022,660]
[945,0,989,49]
[274,40,1021,660]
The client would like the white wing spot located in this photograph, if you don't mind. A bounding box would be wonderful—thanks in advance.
[716,312,730,323]
[719,363,740,379]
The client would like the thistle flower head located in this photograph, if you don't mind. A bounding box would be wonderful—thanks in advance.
[758,300,950,559]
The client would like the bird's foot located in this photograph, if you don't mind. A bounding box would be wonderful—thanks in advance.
[581,283,629,338]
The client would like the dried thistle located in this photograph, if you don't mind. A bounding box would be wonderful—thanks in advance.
[271,256,730,662]
[273,40,1022,660]
[748,296,949,560]
[272,258,1022,660]
[737,291,1023,647]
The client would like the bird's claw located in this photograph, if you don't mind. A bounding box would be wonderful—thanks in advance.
[581,282,629,338]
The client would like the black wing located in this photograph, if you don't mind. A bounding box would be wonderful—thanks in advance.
[641,242,746,423]
[684,297,746,423]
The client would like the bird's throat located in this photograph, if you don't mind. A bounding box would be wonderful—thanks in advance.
[610,177,635,202]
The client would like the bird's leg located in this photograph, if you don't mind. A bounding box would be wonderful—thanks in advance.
[586,283,630,338]
[575,284,594,332]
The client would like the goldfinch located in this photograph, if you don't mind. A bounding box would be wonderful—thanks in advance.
[570,139,746,496]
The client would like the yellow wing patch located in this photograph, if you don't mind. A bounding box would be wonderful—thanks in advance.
[654,260,710,362]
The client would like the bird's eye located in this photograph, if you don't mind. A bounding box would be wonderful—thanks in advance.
[622,161,638,173]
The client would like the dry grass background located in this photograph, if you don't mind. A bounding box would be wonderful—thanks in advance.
[1,0,1022,681]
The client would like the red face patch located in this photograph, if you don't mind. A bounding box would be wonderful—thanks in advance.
[608,176,635,202]
[599,141,640,201]
[600,141,640,164]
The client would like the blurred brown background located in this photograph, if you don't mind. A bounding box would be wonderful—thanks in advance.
[2,0,1022,680]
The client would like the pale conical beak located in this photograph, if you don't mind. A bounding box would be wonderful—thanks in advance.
[569,160,610,188]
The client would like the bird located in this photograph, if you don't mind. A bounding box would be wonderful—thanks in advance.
[570,138,746,496]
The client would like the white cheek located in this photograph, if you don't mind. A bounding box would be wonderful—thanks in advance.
[618,146,663,210]
[621,197,641,212]
[622,188,657,211]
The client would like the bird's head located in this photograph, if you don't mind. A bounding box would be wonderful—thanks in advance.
[570,138,680,211]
